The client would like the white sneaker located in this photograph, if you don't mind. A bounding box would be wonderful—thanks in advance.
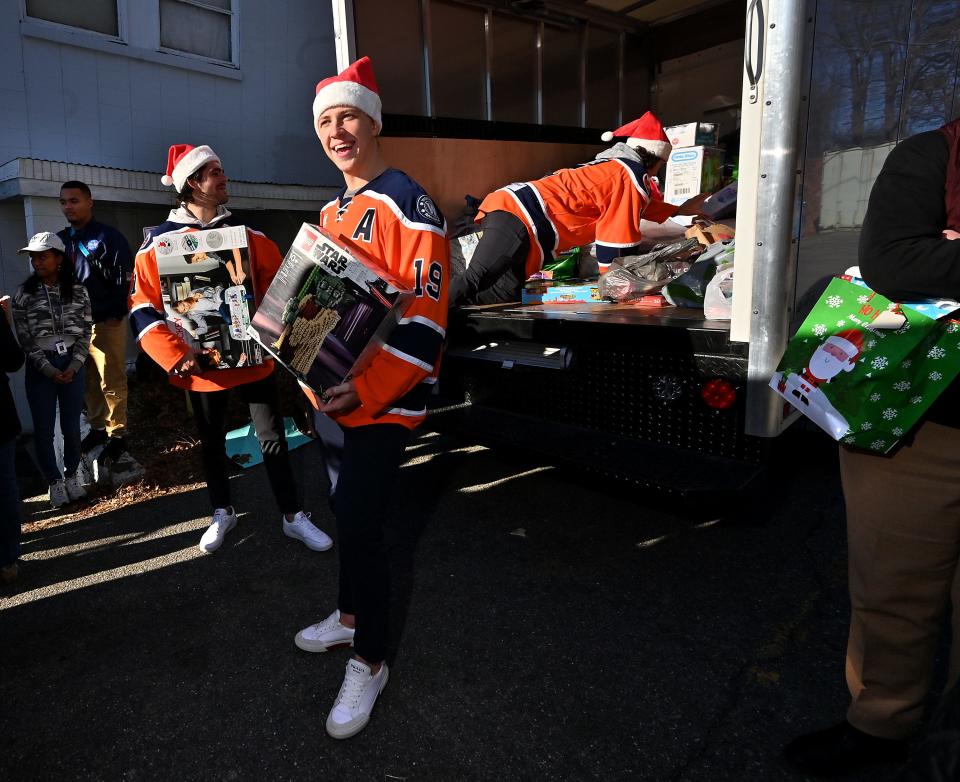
[325,658,389,739]
[294,609,355,653]
[282,511,333,551]
[64,473,87,502]
[49,479,68,509]
[198,507,237,552]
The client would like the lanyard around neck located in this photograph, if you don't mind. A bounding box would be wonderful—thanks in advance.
[42,285,64,336]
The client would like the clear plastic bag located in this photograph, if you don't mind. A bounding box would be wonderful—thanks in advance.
[598,238,703,303]
[703,264,735,320]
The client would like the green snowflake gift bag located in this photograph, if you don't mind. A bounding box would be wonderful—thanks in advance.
[770,276,960,453]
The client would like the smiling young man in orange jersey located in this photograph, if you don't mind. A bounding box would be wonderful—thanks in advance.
[291,56,449,740]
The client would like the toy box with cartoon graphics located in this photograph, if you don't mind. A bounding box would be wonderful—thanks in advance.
[247,224,413,406]
[154,225,264,372]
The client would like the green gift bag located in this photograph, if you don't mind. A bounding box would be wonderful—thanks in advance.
[770,276,960,453]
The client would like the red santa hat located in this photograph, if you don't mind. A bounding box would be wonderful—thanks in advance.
[601,112,672,160]
[312,56,382,134]
[824,328,864,359]
[160,144,220,191]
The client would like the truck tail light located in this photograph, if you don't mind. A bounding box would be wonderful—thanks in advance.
[700,378,737,409]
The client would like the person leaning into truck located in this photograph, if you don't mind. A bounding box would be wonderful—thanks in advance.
[782,117,960,777]
[448,111,711,306]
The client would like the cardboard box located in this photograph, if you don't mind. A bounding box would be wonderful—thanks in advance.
[664,122,719,148]
[663,146,725,207]
[702,180,738,220]
[521,282,605,305]
[247,224,412,406]
[685,222,736,246]
[155,225,265,372]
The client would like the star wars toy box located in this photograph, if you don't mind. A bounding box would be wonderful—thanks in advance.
[247,223,413,408]
[154,225,265,372]
[770,276,960,453]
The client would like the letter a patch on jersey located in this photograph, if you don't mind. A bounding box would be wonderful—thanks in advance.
[352,208,376,243]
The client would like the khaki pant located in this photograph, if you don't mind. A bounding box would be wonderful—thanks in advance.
[841,419,960,739]
[85,317,129,437]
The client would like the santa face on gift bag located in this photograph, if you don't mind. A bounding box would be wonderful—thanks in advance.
[804,329,864,386]
[774,328,864,439]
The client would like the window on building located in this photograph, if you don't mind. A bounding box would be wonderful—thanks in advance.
[159,0,234,64]
[25,0,119,37]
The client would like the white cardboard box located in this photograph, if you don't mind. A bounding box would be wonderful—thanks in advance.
[663,146,725,207]
[664,122,719,148]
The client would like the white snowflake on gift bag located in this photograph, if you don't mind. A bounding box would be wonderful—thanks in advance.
[903,359,913,369]
[871,439,886,451]
[812,323,827,337]
[836,320,847,328]
[827,295,843,308]
[930,371,943,381]
[946,322,959,333]
[893,380,912,391]
[928,346,946,360]
[866,339,877,350]
[844,436,857,444]
[861,421,873,431]
[896,322,911,334]
[910,395,924,405]
[857,295,870,305]
[882,408,898,420]
[892,427,904,437]
[869,392,882,402]
[871,356,889,370]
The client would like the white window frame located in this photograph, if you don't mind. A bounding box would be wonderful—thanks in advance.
[20,0,128,44]
[157,0,240,69]
[19,0,241,80]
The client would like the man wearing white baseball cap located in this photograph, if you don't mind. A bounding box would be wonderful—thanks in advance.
[129,143,331,555]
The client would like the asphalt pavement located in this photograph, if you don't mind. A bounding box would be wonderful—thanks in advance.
[0,426,935,781]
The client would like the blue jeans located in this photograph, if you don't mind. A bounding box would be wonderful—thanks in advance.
[25,352,85,483]
[0,437,20,566]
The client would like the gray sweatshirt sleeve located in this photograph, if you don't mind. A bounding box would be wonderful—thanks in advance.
[12,289,58,378]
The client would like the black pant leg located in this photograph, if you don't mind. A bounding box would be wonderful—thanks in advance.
[332,423,412,664]
[238,373,300,515]
[450,211,529,306]
[189,388,232,509]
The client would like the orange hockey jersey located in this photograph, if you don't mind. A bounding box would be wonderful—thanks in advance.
[477,156,678,278]
[319,168,449,430]
[129,206,282,392]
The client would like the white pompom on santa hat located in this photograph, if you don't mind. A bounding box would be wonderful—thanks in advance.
[601,111,672,160]
[312,56,382,135]
[824,328,864,359]
[160,144,221,191]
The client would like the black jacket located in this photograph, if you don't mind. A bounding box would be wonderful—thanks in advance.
[859,130,960,428]
[0,314,24,442]
[58,219,133,322]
